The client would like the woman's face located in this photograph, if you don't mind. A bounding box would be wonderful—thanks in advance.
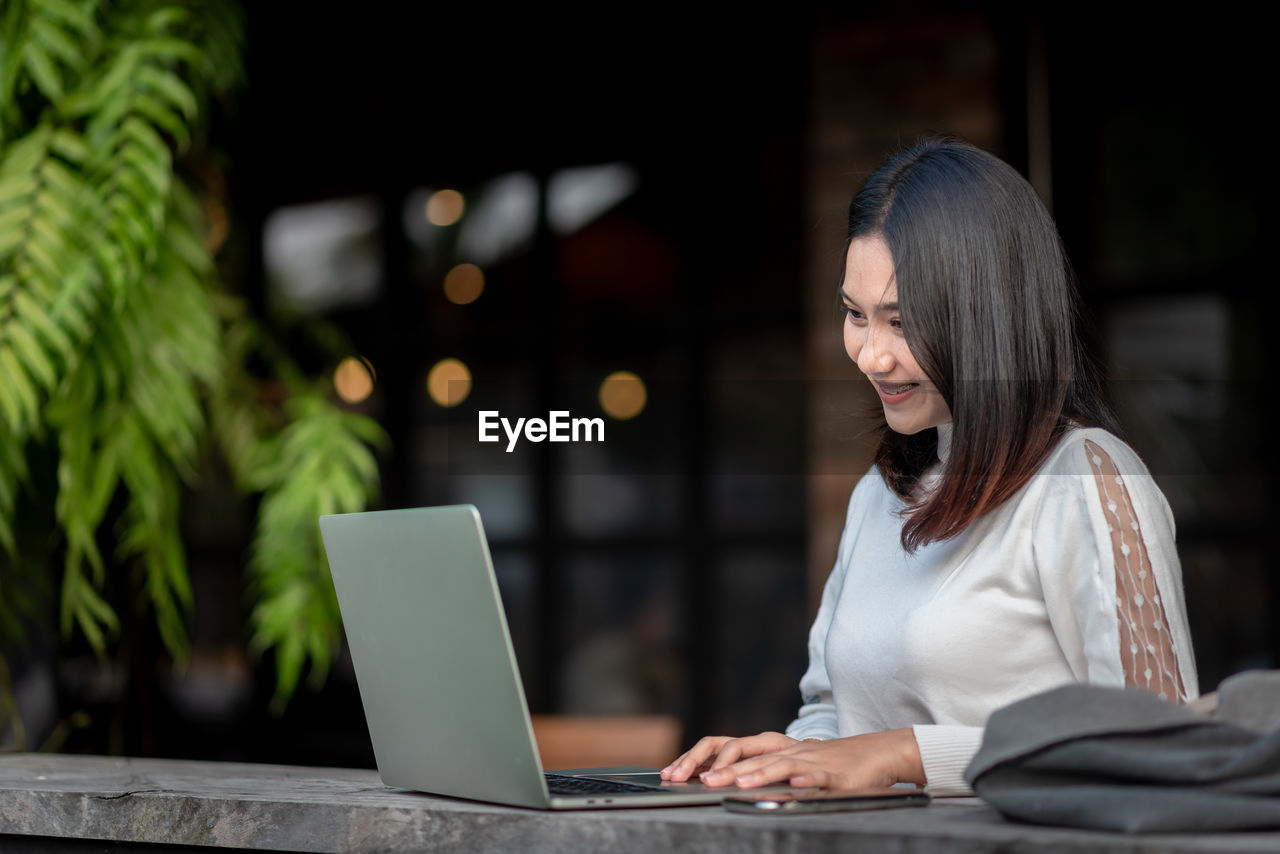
[841,236,952,435]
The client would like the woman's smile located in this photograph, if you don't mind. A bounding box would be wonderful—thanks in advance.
[873,380,920,402]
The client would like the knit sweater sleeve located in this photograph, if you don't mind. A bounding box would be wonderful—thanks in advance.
[1033,433,1198,703]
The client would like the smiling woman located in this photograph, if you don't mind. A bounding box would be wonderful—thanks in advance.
[661,136,1198,797]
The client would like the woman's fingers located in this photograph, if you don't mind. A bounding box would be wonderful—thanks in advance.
[694,735,800,787]
[660,736,730,781]
[703,754,812,788]
[661,732,797,782]
[707,732,793,770]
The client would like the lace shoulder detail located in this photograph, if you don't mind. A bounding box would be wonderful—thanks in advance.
[1083,439,1188,703]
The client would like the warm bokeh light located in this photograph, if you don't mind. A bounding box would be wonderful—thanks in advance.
[443,263,485,304]
[427,358,472,407]
[426,189,465,226]
[599,371,646,419]
[334,356,375,404]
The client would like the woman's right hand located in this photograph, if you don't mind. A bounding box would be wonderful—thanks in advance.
[659,731,798,783]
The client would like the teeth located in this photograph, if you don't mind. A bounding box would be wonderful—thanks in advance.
[880,382,915,394]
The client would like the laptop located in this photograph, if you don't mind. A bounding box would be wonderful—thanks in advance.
[320,504,791,809]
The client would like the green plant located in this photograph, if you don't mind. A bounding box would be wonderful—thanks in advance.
[0,0,384,716]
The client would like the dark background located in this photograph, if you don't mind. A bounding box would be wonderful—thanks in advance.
[18,5,1270,766]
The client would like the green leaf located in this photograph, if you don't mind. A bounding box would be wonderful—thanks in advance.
[120,116,170,164]
[165,217,209,272]
[22,237,64,289]
[79,580,120,632]
[115,167,163,227]
[73,605,106,652]
[0,347,38,431]
[144,7,190,35]
[0,229,22,256]
[14,290,73,355]
[129,93,188,148]
[5,321,57,389]
[36,0,97,35]
[269,634,305,714]
[21,40,62,101]
[92,45,138,107]
[0,173,36,207]
[0,368,25,434]
[65,569,120,654]
[37,156,85,204]
[30,18,81,69]
[50,128,90,163]
[28,211,69,260]
[0,200,31,236]
[135,37,203,67]
[136,65,197,120]
[0,126,52,173]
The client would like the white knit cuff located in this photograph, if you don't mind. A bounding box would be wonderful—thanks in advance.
[911,724,985,796]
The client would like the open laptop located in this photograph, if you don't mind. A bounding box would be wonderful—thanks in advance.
[320,505,792,809]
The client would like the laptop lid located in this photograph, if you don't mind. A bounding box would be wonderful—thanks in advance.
[321,505,552,808]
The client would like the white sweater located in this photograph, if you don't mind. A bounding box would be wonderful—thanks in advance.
[785,424,1199,795]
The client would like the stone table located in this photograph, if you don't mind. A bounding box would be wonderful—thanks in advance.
[1,753,1278,853]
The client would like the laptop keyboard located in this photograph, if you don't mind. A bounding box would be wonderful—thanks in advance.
[544,774,659,795]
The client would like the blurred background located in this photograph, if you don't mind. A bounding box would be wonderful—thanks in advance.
[1,4,1269,768]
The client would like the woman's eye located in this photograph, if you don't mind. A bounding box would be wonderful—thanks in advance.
[841,305,863,321]
[889,317,902,330]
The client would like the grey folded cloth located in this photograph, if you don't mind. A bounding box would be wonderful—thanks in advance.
[965,670,1280,832]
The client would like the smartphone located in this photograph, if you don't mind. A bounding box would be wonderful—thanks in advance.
[723,789,930,815]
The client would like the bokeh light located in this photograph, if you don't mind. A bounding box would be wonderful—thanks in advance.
[443,263,485,304]
[426,189,465,226]
[427,358,472,407]
[334,356,375,404]
[599,371,646,419]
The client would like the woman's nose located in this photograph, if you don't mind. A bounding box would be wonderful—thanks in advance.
[856,326,894,375]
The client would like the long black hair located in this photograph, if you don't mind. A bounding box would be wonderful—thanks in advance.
[847,136,1120,551]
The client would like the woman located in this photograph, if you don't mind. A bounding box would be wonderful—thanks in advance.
[661,137,1198,796]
